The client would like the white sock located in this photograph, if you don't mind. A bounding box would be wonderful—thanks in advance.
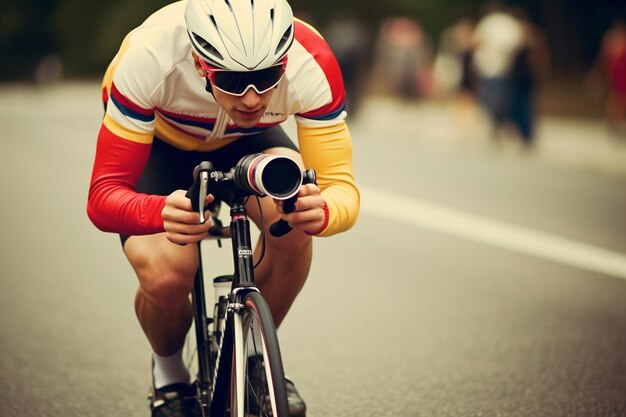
[153,350,190,389]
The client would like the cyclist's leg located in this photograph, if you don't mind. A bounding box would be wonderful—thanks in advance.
[124,234,198,357]
[122,138,216,417]
[122,235,200,417]
[115,139,209,417]
[120,138,205,359]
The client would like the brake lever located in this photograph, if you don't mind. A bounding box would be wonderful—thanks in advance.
[197,170,209,224]
[185,161,214,224]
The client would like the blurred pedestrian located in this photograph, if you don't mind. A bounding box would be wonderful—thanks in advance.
[509,7,551,146]
[433,15,478,129]
[471,3,527,144]
[371,17,435,99]
[588,18,626,137]
[433,15,477,99]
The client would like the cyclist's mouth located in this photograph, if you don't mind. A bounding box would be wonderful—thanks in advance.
[236,108,262,119]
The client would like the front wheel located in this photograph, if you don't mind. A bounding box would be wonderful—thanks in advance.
[231,291,289,417]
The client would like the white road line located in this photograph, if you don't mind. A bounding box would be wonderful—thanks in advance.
[361,185,626,280]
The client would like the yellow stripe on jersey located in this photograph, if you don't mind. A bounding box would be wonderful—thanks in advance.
[103,114,154,144]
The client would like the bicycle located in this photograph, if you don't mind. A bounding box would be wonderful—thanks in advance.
[182,153,316,417]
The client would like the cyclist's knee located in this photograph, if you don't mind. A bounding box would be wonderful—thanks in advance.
[134,254,197,310]
[267,229,312,253]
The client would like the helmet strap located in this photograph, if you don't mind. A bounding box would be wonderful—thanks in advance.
[204,76,214,97]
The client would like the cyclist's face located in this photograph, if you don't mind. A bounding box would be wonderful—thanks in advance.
[192,51,274,128]
[212,86,274,129]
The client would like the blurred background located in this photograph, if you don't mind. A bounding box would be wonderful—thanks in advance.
[4,0,626,149]
[3,0,626,126]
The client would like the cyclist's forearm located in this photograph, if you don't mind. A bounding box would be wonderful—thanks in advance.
[87,125,166,235]
[296,121,360,236]
[318,183,360,236]
[88,184,166,235]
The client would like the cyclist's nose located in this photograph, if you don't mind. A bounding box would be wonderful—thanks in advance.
[240,87,261,107]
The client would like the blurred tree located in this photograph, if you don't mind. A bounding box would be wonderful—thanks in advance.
[0,0,60,79]
[0,0,171,80]
[0,0,624,80]
[52,0,172,77]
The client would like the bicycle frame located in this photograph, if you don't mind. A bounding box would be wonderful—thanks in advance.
[192,195,262,416]
[186,156,312,417]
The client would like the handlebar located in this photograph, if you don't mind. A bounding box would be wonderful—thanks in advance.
[185,154,317,237]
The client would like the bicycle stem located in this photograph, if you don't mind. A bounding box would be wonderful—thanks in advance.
[229,200,256,288]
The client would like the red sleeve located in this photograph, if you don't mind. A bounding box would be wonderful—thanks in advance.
[87,124,166,235]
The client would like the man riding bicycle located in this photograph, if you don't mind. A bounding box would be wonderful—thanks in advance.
[86,0,360,416]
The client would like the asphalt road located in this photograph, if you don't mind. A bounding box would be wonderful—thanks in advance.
[1,83,626,417]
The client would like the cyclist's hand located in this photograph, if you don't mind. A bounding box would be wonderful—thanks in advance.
[162,189,214,244]
[274,184,325,235]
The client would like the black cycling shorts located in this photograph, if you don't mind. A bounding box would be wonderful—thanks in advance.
[119,125,299,246]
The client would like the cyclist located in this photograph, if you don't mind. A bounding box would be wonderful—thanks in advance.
[86,0,359,416]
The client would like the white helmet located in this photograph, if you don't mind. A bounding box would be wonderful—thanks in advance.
[185,0,295,71]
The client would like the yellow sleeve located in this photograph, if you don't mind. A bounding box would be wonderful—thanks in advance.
[297,121,360,236]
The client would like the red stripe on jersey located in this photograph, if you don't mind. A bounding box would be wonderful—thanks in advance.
[110,82,154,118]
[293,21,346,119]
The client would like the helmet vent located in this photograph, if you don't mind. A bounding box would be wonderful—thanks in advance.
[275,25,293,55]
[224,0,234,13]
[209,14,218,29]
[192,32,224,61]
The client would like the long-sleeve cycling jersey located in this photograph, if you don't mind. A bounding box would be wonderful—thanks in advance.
[87,1,359,237]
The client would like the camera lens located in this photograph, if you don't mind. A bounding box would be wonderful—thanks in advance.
[234,154,302,199]
[260,157,301,198]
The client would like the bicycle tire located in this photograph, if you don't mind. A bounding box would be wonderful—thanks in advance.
[231,291,289,417]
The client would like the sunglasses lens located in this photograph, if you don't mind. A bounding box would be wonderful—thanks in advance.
[212,65,284,95]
